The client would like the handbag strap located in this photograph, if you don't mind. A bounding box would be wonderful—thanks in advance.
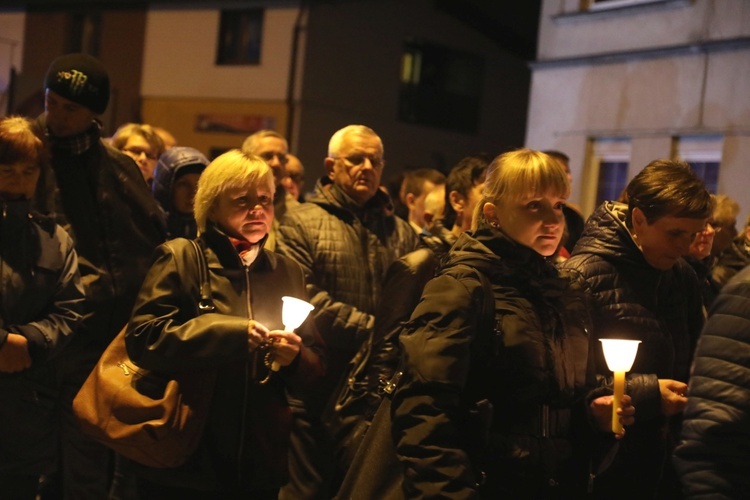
[188,238,216,314]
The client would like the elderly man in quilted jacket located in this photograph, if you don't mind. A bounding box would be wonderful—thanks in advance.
[276,124,419,498]
[561,159,712,499]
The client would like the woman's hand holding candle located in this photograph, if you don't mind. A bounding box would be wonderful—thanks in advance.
[590,394,635,438]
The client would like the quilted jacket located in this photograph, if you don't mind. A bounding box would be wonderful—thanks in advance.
[561,201,704,496]
[275,177,419,394]
[674,264,750,498]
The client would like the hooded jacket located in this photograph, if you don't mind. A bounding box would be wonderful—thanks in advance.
[152,146,208,240]
[0,199,85,475]
[711,236,750,289]
[392,224,600,498]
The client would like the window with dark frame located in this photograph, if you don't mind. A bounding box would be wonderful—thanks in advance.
[216,9,264,65]
[398,40,484,134]
[596,160,629,205]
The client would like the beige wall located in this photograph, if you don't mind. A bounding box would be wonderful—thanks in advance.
[139,6,298,157]
[527,0,750,223]
[141,96,286,158]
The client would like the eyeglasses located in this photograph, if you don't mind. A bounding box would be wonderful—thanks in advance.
[331,154,384,170]
[123,147,158,161]
[258,152,289,165]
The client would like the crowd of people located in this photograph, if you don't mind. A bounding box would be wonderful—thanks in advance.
[2,52,750,500]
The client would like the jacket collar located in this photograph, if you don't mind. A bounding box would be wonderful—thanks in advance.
[201,222,276,271]
[309,176,393,222]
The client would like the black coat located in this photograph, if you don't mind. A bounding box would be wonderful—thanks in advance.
[562,201,704,497]
[392,226,599,498]
[34,117,167,349]
[125,225,326,493]
[674,264,750,499]
[0,200,85,475]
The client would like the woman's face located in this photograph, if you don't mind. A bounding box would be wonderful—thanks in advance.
[0,162,40,201]
[209,184,274,244]
[121,134,158,183]
[487,191,566,257]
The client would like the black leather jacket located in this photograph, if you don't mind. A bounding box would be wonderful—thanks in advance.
[125,224,326,493]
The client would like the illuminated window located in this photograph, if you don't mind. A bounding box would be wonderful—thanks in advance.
[399,40,484,134]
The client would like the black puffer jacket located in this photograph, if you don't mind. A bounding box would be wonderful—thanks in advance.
[151,146,208,239]
[562,202,703,497]
[392,225,600,498]
[0,200,85,475]
[674,264,750,498]
[276,177,419,393]
[563,202,703,388]
[125,224,326,494]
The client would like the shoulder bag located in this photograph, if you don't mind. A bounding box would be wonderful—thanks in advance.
[72,239,217,468]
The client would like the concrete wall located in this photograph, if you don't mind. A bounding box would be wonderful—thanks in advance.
[139,5,299,156]
[0,11,25,115]
[527,0,750,221]
[295,0,530,183]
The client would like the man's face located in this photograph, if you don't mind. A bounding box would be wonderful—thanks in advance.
[325,133,383,206]
[632,208,708,270]
[407,180,437,229]
[253,137,288,186]
[44,89,96,138]
[172,172,201,215]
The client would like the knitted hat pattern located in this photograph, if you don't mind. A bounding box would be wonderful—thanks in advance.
[44,53,110,114]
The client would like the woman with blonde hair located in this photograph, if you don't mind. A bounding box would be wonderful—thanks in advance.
[111,123,165,186]
[392,149,636,498]
[124,149,325,498]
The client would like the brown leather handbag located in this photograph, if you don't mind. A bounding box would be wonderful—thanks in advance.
[73,239,217,468]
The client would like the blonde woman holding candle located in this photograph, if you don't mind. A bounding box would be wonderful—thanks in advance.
[392,149,636,498]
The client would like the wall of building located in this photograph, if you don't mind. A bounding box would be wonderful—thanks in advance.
[13,7,147,134]
[0,11,25,116]
[140,5,299,156]
[295,0,531,182]
[526,0,750,220]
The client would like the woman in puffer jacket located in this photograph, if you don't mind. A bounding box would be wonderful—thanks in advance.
[392,149,637,498]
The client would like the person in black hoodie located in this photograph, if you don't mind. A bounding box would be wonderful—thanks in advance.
[0,116,85,499]
[392,149,636,498]
[152,146,209,239]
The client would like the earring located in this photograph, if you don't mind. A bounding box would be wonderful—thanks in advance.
[490,221,499,229]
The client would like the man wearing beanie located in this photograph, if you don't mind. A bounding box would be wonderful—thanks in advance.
[33,53,166,499]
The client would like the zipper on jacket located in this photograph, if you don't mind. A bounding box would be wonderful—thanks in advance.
[236,265,254,487]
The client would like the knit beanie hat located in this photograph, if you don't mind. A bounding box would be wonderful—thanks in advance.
[44,53,110,114]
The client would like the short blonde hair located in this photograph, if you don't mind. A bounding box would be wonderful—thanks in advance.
[194,149,275,233]
[472,149,570,231]
[111,123,165,157]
